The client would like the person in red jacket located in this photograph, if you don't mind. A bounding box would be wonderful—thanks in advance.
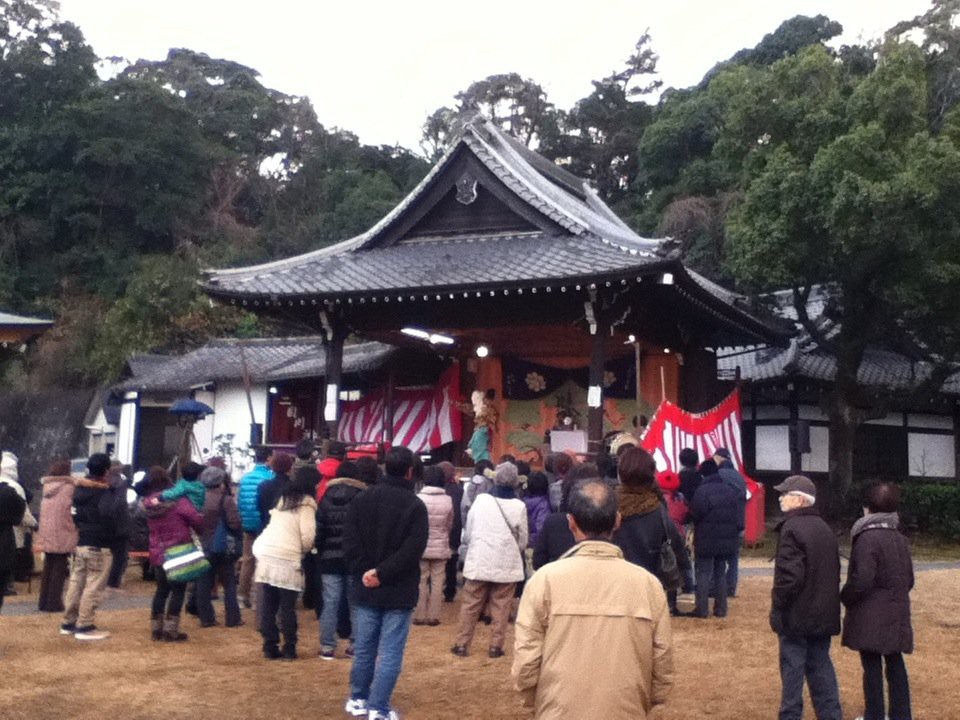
[316,441,346,503]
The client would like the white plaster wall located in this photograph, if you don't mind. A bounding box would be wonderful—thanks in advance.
[907,414,954,430]
[800,425,830,473]
[755,425,791,471]
[211,381,269,449]
[908,433,956,478]
[798,405,829,421]
[191,389,217,457]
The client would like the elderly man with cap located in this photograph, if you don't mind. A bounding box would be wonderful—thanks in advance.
[712,447,747,597]
[452,461,528,659]
[771,474,842,720]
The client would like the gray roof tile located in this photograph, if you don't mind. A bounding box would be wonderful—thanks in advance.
[116,338,396,393]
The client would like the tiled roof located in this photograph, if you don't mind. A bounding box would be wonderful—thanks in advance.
[115,338,396,393]
[200,116,666,301]
[201,232,667,300]
[717,288,960,395]
[201,117,787,345]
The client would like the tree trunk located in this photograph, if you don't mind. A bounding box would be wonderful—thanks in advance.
[824,402,858,520]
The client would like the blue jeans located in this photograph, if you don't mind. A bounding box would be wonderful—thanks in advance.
[778,635,842,720]
[694,555,730,617]
[726,530,744,596]
[349,605,413,714]
[320,573,356,651]
[196,553,241,626]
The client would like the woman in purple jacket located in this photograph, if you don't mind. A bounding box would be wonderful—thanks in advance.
[143,467,204,642]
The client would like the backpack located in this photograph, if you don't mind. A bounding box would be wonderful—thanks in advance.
[211,495,242,556]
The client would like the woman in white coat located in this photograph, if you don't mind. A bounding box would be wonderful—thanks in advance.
[413,466,453,626]
[452,461,527,659]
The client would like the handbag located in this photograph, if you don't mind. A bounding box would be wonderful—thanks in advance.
[211,495,242,557]
[162,531,210,583]
[657,505,681,592]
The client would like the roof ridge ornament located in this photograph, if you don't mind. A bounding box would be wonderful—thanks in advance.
[456,171,479,205]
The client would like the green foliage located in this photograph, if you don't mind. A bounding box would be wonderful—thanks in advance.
[901,483,960,539]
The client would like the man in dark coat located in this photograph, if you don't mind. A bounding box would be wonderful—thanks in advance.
[841,481,914,720]
[342,446,428,720]
[61,453,130,640]
[771,475,841,720]
[712,447,747,597]
[0,475,27,614]
[687,459,740,618]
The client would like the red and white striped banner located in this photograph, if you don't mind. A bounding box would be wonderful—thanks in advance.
[338,364,461,453]
[641,389,747,475]
[641,388,765,543]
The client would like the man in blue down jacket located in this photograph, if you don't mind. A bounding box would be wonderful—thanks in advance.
[770,475,841,720]
[237,445,274,607]
[342,446,428,720]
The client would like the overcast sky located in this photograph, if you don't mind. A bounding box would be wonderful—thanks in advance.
[57,0,932,152]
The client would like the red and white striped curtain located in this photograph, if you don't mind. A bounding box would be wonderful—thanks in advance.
[338,364,461,453]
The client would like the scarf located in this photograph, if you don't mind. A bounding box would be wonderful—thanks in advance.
[851,511,900,540]
[619,484,662,518]
[491,485,516,500]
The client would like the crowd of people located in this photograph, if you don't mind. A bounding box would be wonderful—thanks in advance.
[0,437,917,720]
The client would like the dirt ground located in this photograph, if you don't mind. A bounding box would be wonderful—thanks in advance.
[1,562,958,720]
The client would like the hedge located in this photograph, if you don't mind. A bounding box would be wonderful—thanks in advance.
[900,483,960,540]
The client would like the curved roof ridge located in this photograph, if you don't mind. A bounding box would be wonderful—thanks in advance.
[467,119,654,247]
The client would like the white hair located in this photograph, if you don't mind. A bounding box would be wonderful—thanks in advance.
[788,491,816,506]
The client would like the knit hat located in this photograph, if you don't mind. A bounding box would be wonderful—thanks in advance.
[493,461,519,488]
[713,447,731,460]
[200,466,228,489]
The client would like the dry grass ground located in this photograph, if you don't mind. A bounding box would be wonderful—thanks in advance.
[2,562,959,720]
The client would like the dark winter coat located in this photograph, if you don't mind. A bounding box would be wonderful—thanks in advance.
[613,485,690,576]
[72,478,130,549]
[688,474,742,557]
[523,494,551,549]
[770,506,841,638]
[532,512,575,570]
[445,480,464,551]
[841,513,914,655]
[342,474,428,609]
[0,482,26,573]
[199,486,241,552]
[678,467,701,504]
[716,460,747,525]
[316,477,367,574]
[257,472,288,530]
[144,494,205,567]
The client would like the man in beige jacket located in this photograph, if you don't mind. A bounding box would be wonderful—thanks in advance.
[512,479,674,720]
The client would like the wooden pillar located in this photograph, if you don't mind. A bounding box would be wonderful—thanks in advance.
[323,321,346,441]
[384,369,396,446]
[789,383,802,473]
[587,307,609,459]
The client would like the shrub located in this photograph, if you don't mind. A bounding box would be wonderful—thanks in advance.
[900,483,960,540]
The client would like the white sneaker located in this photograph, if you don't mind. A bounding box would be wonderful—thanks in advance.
[75,628,111,641]
[367,711,399,720]
[344,698,367,717]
